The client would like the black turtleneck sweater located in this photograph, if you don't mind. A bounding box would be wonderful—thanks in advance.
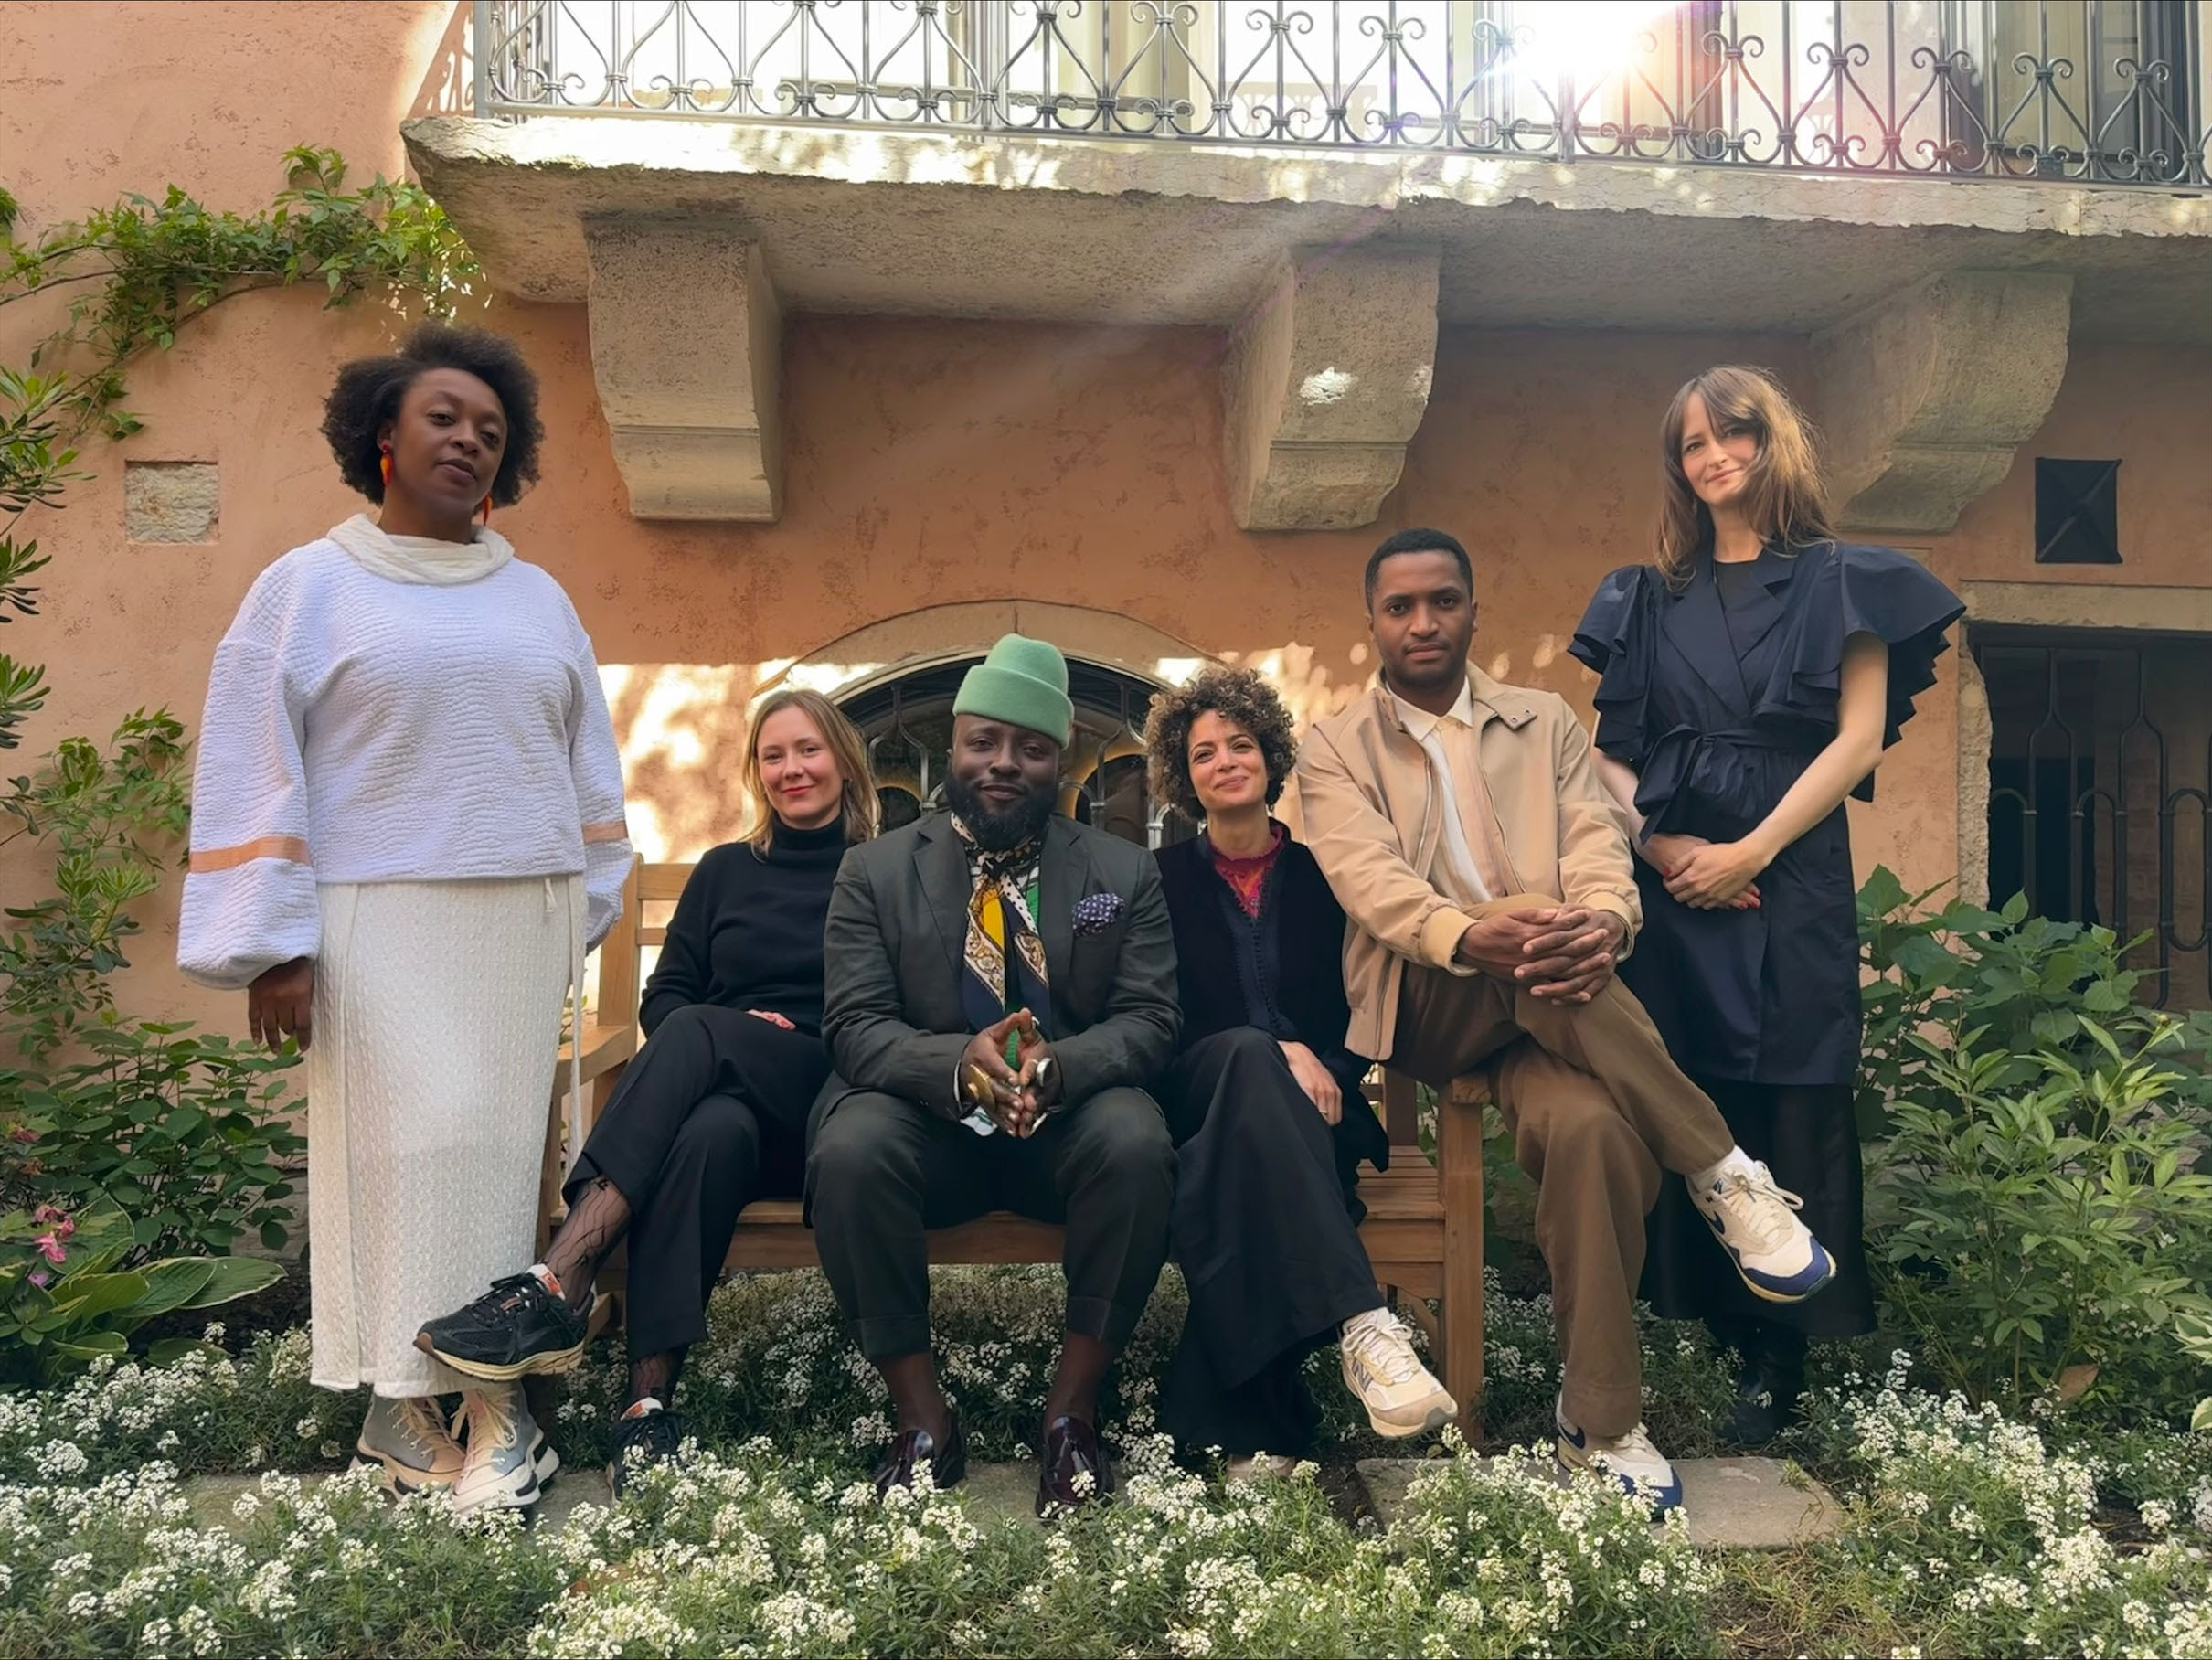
[637,815,851,1038]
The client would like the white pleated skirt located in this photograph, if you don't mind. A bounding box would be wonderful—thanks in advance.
[305,875,581,1397]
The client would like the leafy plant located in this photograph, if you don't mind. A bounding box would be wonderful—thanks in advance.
[0,711,191,1057]
[0,1194,281,1385]
[1,1014,304,1263]
[1856,867,2154,1138]
[1866,1012,2212,1421]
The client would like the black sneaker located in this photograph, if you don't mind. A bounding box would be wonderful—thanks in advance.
[609,1404,685,1498]
[414,1272,590,1381]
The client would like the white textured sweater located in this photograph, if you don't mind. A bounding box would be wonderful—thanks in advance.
[178,527,632,989]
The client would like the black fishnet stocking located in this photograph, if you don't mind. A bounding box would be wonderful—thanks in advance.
[543,1176,630,1311]
[627,1346,686,1409]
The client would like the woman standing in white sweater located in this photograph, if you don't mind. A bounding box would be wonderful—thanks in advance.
[179,324,631,1513]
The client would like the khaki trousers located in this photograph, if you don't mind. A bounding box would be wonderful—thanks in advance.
[1391,899,1735,1437]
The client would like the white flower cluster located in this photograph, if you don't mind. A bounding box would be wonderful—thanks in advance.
[1831,1376,2212,1659]
[521,1430,1712,1659]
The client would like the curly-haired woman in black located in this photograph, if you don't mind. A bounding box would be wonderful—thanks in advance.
[179,323,631,1515]
[1145,667,1453,1477]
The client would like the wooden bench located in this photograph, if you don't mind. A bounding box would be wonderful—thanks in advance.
[545,854,1487,1429]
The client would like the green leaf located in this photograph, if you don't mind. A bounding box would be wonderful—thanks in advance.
[45,1270,151,1322]
[179,1254,282,1309]
[133,1258,217,1320]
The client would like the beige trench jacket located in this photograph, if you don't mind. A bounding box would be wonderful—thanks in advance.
[1293,669,1642,1062]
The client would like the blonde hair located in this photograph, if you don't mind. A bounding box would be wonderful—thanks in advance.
[1655,365,1835,589]
[740,688,879,853]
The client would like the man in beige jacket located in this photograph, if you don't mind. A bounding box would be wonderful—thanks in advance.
[1296,527,1835,1513]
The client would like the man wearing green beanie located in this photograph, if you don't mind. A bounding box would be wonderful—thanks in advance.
[809,633,1179,1517]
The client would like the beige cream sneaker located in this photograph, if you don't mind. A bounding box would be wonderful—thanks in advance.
[353,1394,464,1494]
[1339,1308,1457,1437]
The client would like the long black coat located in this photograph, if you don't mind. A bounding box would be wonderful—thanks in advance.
[1570,540,1962,1086]
[1154,834,1388,1175]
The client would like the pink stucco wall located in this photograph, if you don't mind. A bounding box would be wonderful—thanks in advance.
[6,2,2209,1037]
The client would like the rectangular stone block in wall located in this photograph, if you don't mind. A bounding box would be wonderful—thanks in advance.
[124,461,218,544]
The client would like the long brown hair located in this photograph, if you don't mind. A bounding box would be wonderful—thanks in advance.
[739,688,878,853]
[1654,365,1835,589]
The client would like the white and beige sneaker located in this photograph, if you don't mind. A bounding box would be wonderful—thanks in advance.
[1686,1155,1835,1304]
[450,1386,549,1514]
[1339,1308,1457,1438]
[1555,1396,1683,1514]
[353,1394,464,1494]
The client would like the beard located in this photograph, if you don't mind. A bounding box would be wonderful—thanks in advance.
[946,772,1057,852]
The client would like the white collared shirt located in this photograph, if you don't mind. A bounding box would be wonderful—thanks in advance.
[1389,682,1493,907]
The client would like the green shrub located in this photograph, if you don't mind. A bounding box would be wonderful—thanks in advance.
[1855,871,2174,1139]
[1866,1014,2212,1421]
[0,1196,281,1386]
[2,1016,303,1262]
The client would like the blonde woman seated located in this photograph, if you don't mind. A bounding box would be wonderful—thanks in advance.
[417,689,877,1491]
[1145,668,1454,1476]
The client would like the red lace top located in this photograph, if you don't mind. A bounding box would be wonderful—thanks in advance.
[1209,822,1288,919]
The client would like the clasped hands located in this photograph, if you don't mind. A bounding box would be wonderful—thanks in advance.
[960,1009,1063,1137]
[1639,832,1769,910]
[1454,906,1628,1004]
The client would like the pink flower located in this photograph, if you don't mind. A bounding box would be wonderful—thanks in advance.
[28,1270,49,1290]
[33,1233,66,1265]
[32,1204,69,1227]
[6,1126,34,1144]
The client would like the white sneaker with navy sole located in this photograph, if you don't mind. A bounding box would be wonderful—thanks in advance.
[1555,1396,1683,1514]
[1686,1155,1835,1304]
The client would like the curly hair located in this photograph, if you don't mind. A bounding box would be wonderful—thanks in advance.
[320,322,544,507]
[1143,665,1300,823]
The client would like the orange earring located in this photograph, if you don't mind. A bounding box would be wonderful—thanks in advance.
[478,495,492,525]
[378,443,393,488]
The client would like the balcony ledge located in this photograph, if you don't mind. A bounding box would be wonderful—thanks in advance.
[404,114,2212,343]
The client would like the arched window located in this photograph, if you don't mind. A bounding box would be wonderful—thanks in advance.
[835,655,1198,849]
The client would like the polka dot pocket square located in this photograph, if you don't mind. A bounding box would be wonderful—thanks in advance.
[1070,891,1124,937]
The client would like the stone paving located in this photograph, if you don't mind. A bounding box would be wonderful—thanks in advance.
[1356,1454,1844,1549]
[183,1453,1840,1548]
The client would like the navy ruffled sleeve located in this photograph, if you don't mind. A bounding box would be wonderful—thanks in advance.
[1755,543,1963,800]
[1569,564,1660,769]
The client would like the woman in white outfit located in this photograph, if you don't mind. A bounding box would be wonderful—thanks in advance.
[178,324,631,1513]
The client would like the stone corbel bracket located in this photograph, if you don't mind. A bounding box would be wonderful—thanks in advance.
[1223,245,1440,531]
[1810,270,2073,538]
[583,218,782,522]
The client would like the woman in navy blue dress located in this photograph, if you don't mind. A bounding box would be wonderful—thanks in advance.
[1570,366,1962,1444]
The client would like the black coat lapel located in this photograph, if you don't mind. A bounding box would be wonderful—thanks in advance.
[914,817,971,982]
[1726,545,1796,663]
[1038,817,1087,1011]
[1663,561,1755,717]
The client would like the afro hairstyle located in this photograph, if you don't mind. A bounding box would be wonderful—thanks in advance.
[321,321,543,508]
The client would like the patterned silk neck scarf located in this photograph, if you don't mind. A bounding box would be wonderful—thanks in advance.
[950,815,1051,1057]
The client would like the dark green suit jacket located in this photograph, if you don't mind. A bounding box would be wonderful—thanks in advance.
[814,812,1181,1140]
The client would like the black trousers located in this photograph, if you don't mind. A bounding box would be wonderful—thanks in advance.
[805,1085,1175,1364]
[1643,1079,1877,1338]
[567,1004,826,1358]
[1158,1028,1385,1457]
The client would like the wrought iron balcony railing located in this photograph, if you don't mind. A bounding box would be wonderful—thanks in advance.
[473,1,2212,187]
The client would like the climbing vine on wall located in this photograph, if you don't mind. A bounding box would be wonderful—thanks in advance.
[0,144,475,1055]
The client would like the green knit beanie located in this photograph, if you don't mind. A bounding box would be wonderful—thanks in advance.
[953,633,1073,748]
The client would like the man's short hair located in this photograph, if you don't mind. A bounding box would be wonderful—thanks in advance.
[1365,527,1474,606]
